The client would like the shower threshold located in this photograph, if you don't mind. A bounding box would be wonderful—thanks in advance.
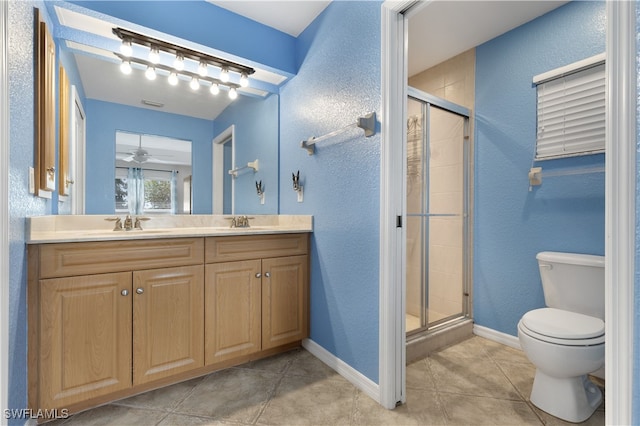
[406,317,473,364]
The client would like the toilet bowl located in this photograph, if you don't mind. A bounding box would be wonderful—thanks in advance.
[518,252,605,423]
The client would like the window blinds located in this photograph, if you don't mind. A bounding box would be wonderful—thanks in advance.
[534,55,605,160]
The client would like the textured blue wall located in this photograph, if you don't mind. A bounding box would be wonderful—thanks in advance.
[84,100,214,214]
[213,94,279,214]
[280,1,381,382]
[474,1,606,336]
[8,0,51,419]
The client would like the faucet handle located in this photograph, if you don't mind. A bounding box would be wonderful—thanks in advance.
[134,216,151,230]
[105,217,123,231]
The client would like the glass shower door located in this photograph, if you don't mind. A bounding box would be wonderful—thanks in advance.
[406,91,469,335]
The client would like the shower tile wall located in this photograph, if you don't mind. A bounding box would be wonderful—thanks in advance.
[408,49,475,324]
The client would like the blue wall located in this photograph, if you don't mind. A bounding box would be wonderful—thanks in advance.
[474,1,606,336]
[213,94,279,214]
[84,100,214,214]
[279,1,381,382]
[8,1,51,419]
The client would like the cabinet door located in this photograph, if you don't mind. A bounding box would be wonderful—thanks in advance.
[262,255,309,350]
[205,260,261,365]
[39,272,132,409]
[133,265,204,385]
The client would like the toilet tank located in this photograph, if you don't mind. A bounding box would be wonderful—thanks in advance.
[537,251,605,320]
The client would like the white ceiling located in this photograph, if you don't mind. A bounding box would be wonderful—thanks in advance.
[407,1,569,77]
[208,1,331,37]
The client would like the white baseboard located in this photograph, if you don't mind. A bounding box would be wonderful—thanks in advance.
[473,324,521,350]
[302,338,380,404]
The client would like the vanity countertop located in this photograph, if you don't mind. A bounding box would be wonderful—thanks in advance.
[27,215,313,244]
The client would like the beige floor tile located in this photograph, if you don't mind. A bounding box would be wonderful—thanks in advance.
[353,389,447,425]
[439,393,542,425]
[434,335,490,359]
[174,368,279,423]
[285,349,340,380]
[428,353,521,399]
[241,348,302,374]
[406,358,436,390]
[257,373,355,425]
[532,404,605,426]
[60,404,169,426]
[480,339,531,365]
[157,413,244,425]
[113,376,204,411]
[495,360,537,400]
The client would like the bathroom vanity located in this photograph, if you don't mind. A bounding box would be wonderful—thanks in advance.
[26,215,311,416]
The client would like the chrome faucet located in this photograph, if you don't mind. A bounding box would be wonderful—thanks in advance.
[134,216,150,230]
[228,215,252,228]
[123,215,133,231]
[105,217,123,231]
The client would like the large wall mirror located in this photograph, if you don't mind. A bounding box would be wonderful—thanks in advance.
[49,2,284,216]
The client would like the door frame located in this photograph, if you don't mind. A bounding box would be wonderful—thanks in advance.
[379,1,636,423]
[0,0,8,420]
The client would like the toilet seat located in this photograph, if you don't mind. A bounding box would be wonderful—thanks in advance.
[520,308,604,346]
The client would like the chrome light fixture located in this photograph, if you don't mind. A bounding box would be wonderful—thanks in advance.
[113,27,254,100]
[120,60,132,75]
[168,72,179,86]
[189,76,200,91]
[148,46,160,64]
[173,54,184,71]
[120,39,132,56]
[144,66,156,80]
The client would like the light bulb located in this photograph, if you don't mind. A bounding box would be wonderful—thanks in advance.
[148,47,160,64]
[168,72,179,86]
[189,76,200,91]
[239,72,249,87]
[198,61,208,77]
[120,60,132,75]
[209,83,220,95]
[220,67,229,82]
[120,40,132,56]
[173,54,184,71]
[228,87,238,100]
[145,66,156,80]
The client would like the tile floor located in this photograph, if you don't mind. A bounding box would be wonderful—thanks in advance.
[49,336,605,425]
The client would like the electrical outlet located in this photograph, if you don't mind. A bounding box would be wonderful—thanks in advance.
[28,167,35,194]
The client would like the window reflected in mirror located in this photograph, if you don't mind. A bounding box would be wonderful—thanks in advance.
[115,131,192,214]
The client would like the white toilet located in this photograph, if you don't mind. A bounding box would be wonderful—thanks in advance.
[517,251,605,423]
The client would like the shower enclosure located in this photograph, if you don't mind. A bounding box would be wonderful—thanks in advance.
[406,87,471,337]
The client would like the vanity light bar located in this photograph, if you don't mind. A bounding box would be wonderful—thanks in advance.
[112,27,255,77]
[114,53,241,90]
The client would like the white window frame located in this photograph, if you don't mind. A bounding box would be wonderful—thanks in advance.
[534,53,606,161]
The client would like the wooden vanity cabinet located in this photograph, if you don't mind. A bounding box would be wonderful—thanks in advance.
[204,234,309,365]
[38,272,133,409]
[28,238,204,412]
[29,233,309,414]
[132,265,204,385]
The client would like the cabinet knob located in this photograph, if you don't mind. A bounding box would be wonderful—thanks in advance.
[121,289,129,296]
[255,273,261,278]
[136,288,144,295]
[265,272,270,278]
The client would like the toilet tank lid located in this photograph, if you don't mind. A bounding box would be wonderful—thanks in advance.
[536,251,604,267]
[521,308,604,340]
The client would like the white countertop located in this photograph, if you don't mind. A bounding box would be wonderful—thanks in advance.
[27,215,313,244]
